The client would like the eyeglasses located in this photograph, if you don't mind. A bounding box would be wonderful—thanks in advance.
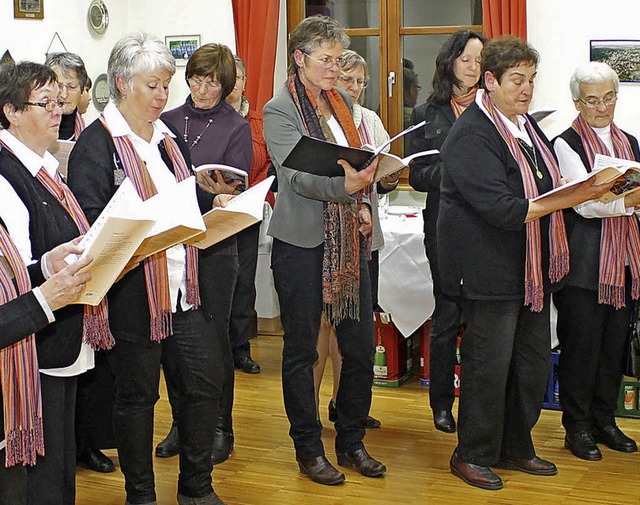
[58,82,80,92]
[236,75,246,81]
[187,78,222,92]
[337,75,369,88]
[23,100,66,112]
[578,93,617,109]
[302,52,343,69]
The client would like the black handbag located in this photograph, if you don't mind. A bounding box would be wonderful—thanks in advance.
[626,302,640,378]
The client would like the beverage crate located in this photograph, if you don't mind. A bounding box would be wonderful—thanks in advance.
[373,312,414,388]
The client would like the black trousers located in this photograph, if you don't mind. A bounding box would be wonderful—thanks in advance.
[26,374,77,505]
[554,285,632,432]
[108,309,223,504]
[0,458,26,505]
[229,224,260,362]
[367,249,380,310]
[271,238,374,459]
[456,297,550,466]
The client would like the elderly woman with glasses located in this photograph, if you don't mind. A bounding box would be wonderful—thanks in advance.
[263,15,384,486]
[553,61,639,462]
[67,32,229,505]
[44,52,89,140]
[0,61,113,505]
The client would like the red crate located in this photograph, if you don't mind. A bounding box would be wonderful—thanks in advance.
[373,313,413,387]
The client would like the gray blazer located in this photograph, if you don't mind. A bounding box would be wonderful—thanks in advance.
[263,84,363,248]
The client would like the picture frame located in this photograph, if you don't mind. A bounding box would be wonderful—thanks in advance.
[13,0,44,19]
[590,40,640,83]
[165,35,201,66]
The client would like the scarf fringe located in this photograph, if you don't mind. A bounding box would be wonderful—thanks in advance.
[323,298,360,327]
[150,310,172,342]
[549,252,570,283]
[599,284,626,309]
[524,281,545,313]
[82,314,115,350]
[4,417,44,467]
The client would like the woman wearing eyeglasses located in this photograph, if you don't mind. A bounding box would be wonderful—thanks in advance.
[0,61,113,505]
[553,61,639,461]
[264,16,384,486]
[157,43,252,470]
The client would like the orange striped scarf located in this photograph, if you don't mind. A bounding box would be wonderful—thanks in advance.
[73,112,86,141]
[572,114,640,307]
[481,91,569,311]
[450,85,478,118]
[0,223,44,467]
[99,117,200,340]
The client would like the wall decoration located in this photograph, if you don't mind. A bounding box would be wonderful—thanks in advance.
[92,73,110,112]
[590,40,640,83]
[165,35,201,66]
[1,50,15,67]
[88,0,109,35]
[13,0,44,19]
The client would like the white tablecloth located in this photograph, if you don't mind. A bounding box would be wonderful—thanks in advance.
[378,209,434,337]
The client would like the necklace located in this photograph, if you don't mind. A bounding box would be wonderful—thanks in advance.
[518,139,543,179]
[183,116,213,150]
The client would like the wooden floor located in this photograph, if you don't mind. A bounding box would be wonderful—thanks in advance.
[76,335,640,505]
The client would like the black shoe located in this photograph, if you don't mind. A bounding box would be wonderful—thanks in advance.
[495,454,558,476]
[156,421,180,458]
[433,410,456,433]
[296,455,345,485]
[235,355,260,374]
[77,448,116,473]
[564,429,602,461]
[593,425,638,453]
[211,428,234,465]
[336,447,386,477]
[328,400,381,429]
[449,452,502,490]
[365,415,382,429]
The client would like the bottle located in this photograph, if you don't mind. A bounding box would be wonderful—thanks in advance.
[624,385,636,411]
[373,332,388,379]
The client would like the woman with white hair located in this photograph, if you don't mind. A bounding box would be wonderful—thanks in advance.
[554,61,639,461]
[67,32,227,505]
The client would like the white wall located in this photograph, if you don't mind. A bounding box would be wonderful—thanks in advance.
[528,0,640,140]
[0,0,236,122]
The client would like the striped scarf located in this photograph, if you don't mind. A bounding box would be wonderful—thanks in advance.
[354,108,374,261]
[0,223,44,467]
[99,117,200,341]
[450,85,478,118]
[572,114,640,307]
[286,73,363,324]
[73,112,86,141]
[481,91,569,311]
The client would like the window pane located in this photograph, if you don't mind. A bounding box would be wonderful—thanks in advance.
[403,0,481,27]
[306,0,380,29]
[349,36,381,112]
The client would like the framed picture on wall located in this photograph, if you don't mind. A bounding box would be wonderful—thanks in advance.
[165,35,201,66]
[590,40,640,83]
[13,0,44,19]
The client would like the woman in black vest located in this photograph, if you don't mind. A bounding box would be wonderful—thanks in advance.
[553,61,639,461]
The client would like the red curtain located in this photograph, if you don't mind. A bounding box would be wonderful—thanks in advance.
[482,0,527,39]
[232,0,281,113]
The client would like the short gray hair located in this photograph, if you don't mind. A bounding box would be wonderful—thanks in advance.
[287,16,350,74]
[569,61,619,101]
[338,49,368,80]
[234,55,246,77]
[107,31,175,102]
[45,52,88,89]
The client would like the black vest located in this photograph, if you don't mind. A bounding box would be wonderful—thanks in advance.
[555,127,640,291]
[0,148,84,368]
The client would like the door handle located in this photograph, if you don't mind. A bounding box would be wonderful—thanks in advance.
[387,71,396,98]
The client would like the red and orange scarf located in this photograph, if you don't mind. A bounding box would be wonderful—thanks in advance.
[287,73,363,324]
[100,117,200,341]
[450,85,478,118]
[572,114,640,307]
[481,91,569,311]
[73,112,86,141]
[0,223,43,467]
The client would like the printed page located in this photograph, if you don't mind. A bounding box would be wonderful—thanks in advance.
[373,149,438,182]
[189,176,273,250]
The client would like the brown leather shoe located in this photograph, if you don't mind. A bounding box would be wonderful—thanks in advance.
[495,455,557,476]
[449,452,503,490]
[336,447,386,477]
[296,455,345,485]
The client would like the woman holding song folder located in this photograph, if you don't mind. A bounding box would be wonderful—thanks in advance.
[67,32,227,505]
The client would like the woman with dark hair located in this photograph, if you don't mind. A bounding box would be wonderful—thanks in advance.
[407,29,485,434]
[157,43,252,468]
[263,15,384,486]
[67,32,228,505]
[438,36,613,490]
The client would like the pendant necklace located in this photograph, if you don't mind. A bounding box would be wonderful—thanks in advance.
[518,139,543,179]
[183,116,213,150]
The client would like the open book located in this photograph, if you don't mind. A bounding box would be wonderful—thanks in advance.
[533,153,640,204]
[282,120,436,182]
[189,176,274,250]
[193,163,248,192]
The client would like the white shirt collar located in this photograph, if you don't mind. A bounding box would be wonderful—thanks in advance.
[0,129,59,178]
[476,89,532,145]
[103,101,175,145]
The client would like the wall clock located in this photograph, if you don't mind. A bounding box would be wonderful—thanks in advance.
[88,0,109,35]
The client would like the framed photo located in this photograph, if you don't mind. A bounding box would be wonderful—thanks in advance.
[13,0,44,19]
[590,40,640,83]
[165,35,200,66]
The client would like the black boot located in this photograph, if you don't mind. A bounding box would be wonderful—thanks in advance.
[155,421,179,458]
[211,427,234,465]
